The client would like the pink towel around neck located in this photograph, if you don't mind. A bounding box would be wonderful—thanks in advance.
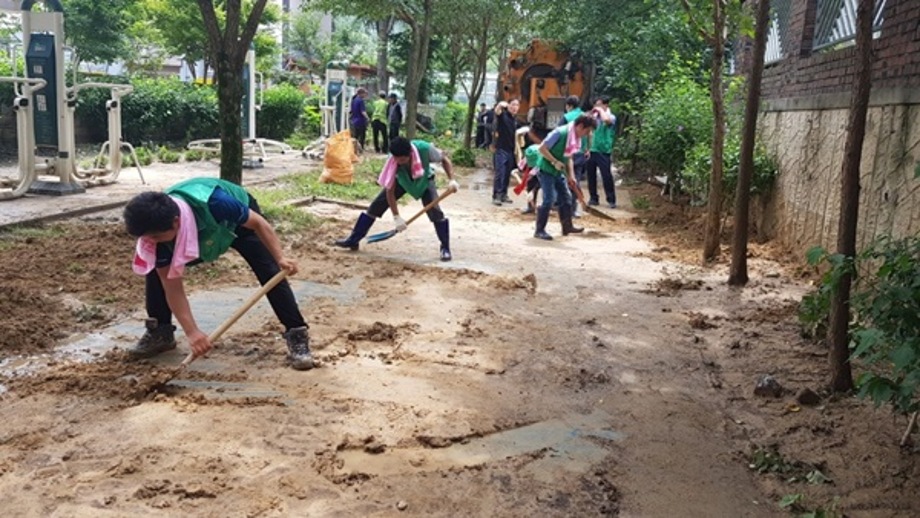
[564,122,581,157]
[377,143,424,188]
[132,196,199,279]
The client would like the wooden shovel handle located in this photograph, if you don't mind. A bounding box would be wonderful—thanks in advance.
[180,269,290,366]
[404,187,456,227]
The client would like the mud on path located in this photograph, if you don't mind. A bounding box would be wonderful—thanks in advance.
[1,172,918,517]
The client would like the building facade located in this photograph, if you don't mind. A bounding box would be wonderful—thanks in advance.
[758,0,920,254]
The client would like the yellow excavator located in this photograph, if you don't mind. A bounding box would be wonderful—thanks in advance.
[497,40,594,138]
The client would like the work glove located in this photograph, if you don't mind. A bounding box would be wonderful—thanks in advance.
[393,215,407,232]
[448,179,460,193]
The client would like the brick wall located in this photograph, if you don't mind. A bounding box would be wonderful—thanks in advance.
[762,0,920,101]
[757,0,920,256]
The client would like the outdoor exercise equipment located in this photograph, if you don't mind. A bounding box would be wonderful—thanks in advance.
[301,61,355,160]
[0,0,142,200]
[187,46,292,168]
[321,61,350,137]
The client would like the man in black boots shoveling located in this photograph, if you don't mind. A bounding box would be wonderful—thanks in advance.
[123,178,314,370]
[334,137,459,261]
[534,114,597,240]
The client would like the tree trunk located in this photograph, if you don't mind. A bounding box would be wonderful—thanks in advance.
[375,17,393,94]
[216,50,244,184]
[197,0,266,184]
[827,0,873,393]
[702,0,726,263]
[186,58,198,81]
[462,23,489,150]
[404,0,433,141]
[728,0,770,286]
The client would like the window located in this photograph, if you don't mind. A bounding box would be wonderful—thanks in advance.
[765,0,794,64]
[813,0,886,51]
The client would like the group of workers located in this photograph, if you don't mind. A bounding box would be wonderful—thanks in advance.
[120,91,616,374]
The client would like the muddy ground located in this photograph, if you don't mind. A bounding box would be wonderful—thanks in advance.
[0,171,917,517]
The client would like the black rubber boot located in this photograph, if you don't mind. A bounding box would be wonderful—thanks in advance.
[282,326,314,370]
[128,318,177,359]
[434,219,451,261]
[534,207,553,240]
[334,213,375,250]
[560,205,584,236]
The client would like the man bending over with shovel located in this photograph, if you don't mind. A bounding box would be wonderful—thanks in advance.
[334,137,460,261]
[123,178,314,370]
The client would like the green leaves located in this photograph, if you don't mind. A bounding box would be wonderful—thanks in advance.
[63,0,135,65]
[806,246,827,266]
[637,55,712,174]
[844,236,920,414]
[256,83,306,141]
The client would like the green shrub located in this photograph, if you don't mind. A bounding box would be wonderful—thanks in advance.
[257,83,306,141]
[799,247,852,340]
[157,146,181,163]
[285,90,323,146]
[434,101,468,135]
[76,77,219,145]
[184,149,206,161]
[801,237,920,414]
[681,134,777,203]
[0,52,14,109]
[638,56,712,175]
[451,147,475,167]
[124,146,154,167]
[850,237,920,414]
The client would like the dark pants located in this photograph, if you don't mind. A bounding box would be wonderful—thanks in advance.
[351,125,367,150]
[475,125,485,148]
[366,180,445,223]
[586,152,616,204]
[389,122,401,140]
[371,120,388,153]
[492,148,515,200]
[145,197,307,331]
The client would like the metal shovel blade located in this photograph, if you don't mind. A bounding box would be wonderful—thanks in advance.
[365,229,398,243]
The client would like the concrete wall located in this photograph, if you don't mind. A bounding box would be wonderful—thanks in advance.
[758,0,920,255]
[760,91,920,254]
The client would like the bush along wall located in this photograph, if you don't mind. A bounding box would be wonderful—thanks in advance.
[256,83,306,141]
[75,77,219,145]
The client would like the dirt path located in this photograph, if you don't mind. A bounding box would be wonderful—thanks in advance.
[1,168,917,517]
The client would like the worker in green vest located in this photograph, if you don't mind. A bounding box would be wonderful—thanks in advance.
[535,114,598,240]
[587,96,618,208]
[334,137,460,261]
[123,178,314,370]
[558,95,592,217]
[370,92,389,153]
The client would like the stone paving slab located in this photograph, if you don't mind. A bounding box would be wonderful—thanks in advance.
[0,153,318,228]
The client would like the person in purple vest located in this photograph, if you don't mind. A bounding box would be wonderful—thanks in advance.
[349,87,370,151]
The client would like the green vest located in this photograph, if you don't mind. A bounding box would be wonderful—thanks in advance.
[536,126,570,177]
[371,98,388,124]
[165,178,250,262]
[591,117,616,153]
[563,107,587,152]
[396,140,433,199]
